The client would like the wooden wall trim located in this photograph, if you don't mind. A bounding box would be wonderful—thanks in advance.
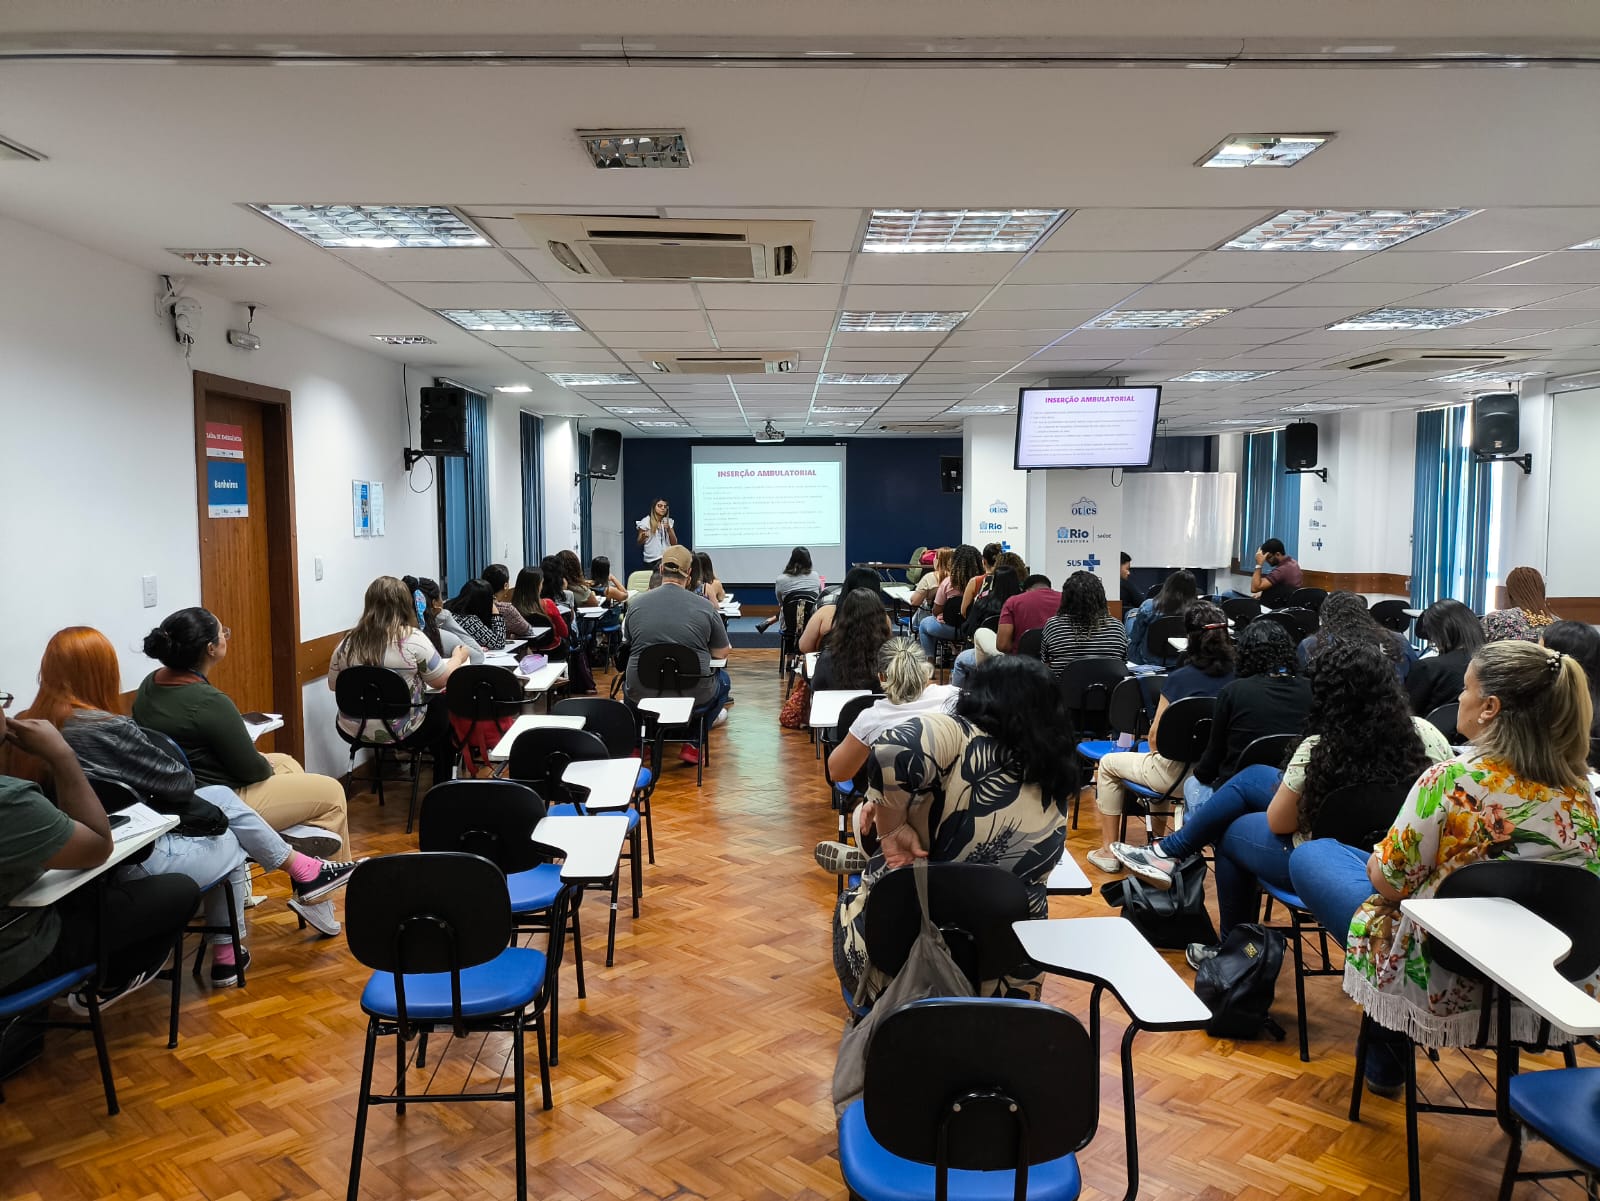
[1300,570,1411,597]
[297,629,349,684]
[1549,597,1600,624]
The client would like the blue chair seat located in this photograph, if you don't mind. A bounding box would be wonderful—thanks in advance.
[1509,1068,1600,1170]
[633,764,652,790]
[838,1100,1083,1201]
[506,864,564,913]
[361,947,545,1020]
[0,965,95,1018]
[549,801,640,830]
[1076,739,1149,762]
[1260,880,1307,911]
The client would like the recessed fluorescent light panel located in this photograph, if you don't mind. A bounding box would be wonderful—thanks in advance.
[947,404,1016,414]
[1329,307,1504,331]
[862,209,1065,253]
[577,128,691,169]
[1428,367,1544,384]
[819,372,909,385]
[1223,208,1477,251]
[1198,134,1332,168]
[251,204,488,248]
[1212,418,1276,426]
[546,373,640,387]
[604,406,669,415]
[437,309,582,332]
[1281,402,1356,413]
[1170,369,1278,382]
[494,384,534,393]
[837,311,968,332]
[809,420,862,427]
[1569,237,1600,250]
[371,334,436,346]
[813,406,877,414]
[1086,309,1231,330]
[633,420,687,428]
[167,248,271,267]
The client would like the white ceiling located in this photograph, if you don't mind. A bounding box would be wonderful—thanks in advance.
[5,3,1600,437]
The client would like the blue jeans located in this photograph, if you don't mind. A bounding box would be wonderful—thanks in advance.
[1215,812,1297,937]
[698,668,733,729]
[1183,775,1215,812]
[121,829,249,947]
[918,615,956,657]
[1160,764,1281,860]
[199,784,294,872]
[951,648,978,688]
[1288,840,1375,948]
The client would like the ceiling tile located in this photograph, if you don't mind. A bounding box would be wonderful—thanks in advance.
[1312,250,1537,285]
[579,310,711,333]
[543,282,702,310]
[848,254,1023,286]
[1005,251,1197,285]
[1158,250,1371,284]
[1471,252,1600,286]
[958,308,1100,332]
[482,331,602,349]
[1403,282,1590,308]
[1255,282,1441,308]
[982,284,1142,311]
[709,309,836,333]
[1395,208,1600,253]
[695,282,843,309]
[1118,281,1294,308]
[842,284,994,309]
[330,247,529,283]
[1037,209,1271,252]
[392,281,559,307]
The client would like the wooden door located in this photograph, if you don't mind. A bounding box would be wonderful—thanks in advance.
[193,373,302,760]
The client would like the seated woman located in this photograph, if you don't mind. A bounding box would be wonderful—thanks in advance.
[133,608,352,860]
[15,629,357,975]
[907,547,952,624]
[950,564,1022,689]
[1297,591,1418,680]
[1111,641,1448,956]
[962,542,1002,612]
[756,546,824,634]
[916,544,982,659]
[0,703,199,1012]
[1482,565,1559,643]
[1543,620,1600,740]
[1184,619,1311,812]
[1125,570,1199,668]
[540,559,597,693]
[1088,601,1235,872]
[830,655,1077,1004]
[1290,640,1598,1089]
[444,579,507,650]
[1041,570,1129,672]
[1405,598,1483,716]
[588,555,629,605]
[799,568,886,655]
[511,566,570,654]
[481,563,533,641]
[408,575,483,665]
[823,639,959,787]
[695,553,727,607]
[812,589,894,694]
[556,550,595,607]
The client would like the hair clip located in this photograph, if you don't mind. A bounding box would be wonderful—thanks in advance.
[1546,650,1565,674]
[1200,621,1228,631]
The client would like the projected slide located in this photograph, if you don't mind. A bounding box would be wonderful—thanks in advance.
[691,460,843,547]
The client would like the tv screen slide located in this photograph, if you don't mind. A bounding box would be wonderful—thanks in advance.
[689,445,847,582]
[1013,385,1162,470]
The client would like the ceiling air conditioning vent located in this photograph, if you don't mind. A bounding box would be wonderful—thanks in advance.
[878,421,961,434]
[649,350,798,375]
[1326,348,1534,374]
[516,215,812,281]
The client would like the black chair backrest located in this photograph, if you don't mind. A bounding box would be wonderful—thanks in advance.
[1146,614,1187,662]
[552,697,641,759]
[1057,657,1129,737]
[1282,606,1320,640]
[1221,597,1262,628]
[780,592,819,634]
[1590,737,1600,771]
[1257,609,1317,643]
[1144,582,1163,600]
[940,595,964,627]
[862,997,1096,1175]
[979,615,1000,634]
[88,775,143,814]
[1426,702,1463,744]
[334,664,415,734]
[505,726,611,804]
[443,664,523,721]
[1308,782,1410,850]
[1233,732,1301,774]
[1368,600,1413,632]
[1289,587,1328,613]
[140,726,191,768]
[1106,676,1155,740]
[862,863,1032,990]
[635,643,705,694]
[833,693,880,743]
[1150,696,1216,763]
[417,779,549,874]
[1016,628,1044,660]
[1433,860,1600,984]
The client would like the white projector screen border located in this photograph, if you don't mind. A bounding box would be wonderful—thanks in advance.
[688,444,848,584]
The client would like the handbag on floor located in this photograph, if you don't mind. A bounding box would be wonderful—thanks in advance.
[779,678,811,730]
[1194,923,1286,1041]
[1100,853,1217,950]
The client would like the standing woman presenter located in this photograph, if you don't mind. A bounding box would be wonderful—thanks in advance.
[636,497,678,568]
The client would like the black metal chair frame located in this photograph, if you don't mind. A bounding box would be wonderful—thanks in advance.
[1145,614,1187,667]
[779,592,819,696]
[1016,627,1044,661]
[822,694,882,877]
[334,664,437,833]
[1369,599,1414,633]
[553,696,658,864]
[443,664,525,773]
[1221,597,1262,629]
[634,643,716,787]
[1425,702,1463,745]
[1116,696,1215,843]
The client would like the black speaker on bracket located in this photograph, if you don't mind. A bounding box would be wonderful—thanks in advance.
[1284,422,1319,470]
[1473,393,1520,454]
[940,455,963,494]
[589,428,622,479]
[419,386,469,455]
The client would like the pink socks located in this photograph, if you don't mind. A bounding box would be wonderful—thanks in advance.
[285,852,321,884]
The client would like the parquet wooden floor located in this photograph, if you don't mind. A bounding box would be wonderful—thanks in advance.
[2,649,1593,1199]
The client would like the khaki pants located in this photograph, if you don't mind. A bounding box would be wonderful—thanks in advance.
[238,753,351,860]
[1095,750,1186,817]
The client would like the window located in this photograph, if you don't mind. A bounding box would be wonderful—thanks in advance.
[1237,428,1301,565]
[520,411,543,567]
[438,384,489,596]
[1412,405,1493,614]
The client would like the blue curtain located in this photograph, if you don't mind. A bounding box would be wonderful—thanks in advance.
[441,386,490,594]
[520,411,543,568]
[1411,406,1492,614]
[1237,429,1301,564]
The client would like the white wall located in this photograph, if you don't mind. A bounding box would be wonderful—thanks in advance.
[589,450,625,575]
[0,212,439,775]
[1538,384,1600,601]
[486,394,525,567]
[1292,411,1414,597]
[962,415,1029,553]
[540,417,581,557]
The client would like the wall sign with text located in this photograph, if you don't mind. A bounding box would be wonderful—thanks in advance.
[206,460,249,518]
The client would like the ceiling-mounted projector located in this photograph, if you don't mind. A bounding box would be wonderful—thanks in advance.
[754,420,786,444]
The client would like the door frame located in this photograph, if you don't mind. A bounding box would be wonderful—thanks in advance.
[191,371,304,761]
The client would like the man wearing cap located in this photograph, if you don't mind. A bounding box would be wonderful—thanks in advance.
[623,545,733,764]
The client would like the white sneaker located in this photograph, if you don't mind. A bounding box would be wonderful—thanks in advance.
[712,709,729,728]
[287,896,342,937]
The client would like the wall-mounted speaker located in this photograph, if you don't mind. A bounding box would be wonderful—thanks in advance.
[589,427,622,479]
[1473,392,1520,455]
[940,455,963,494]
[419,386,468,455]
[1284,422,1319,470]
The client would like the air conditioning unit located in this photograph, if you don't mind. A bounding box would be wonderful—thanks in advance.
[649,350,798,375]
[515,215,813,281]
[1325,348,1534,374]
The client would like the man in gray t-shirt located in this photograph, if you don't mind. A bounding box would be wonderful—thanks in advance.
[624,547,732,762]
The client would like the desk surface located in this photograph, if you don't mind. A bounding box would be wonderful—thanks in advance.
[576,606,608,619]
[488,713,587,762]
[524,661,569,693]
[482,651,520,668]
[1046,851,1092,896]
[561,757,641,811]
[1015,916,1211,1030]
[1403,896,1600,1036]
[803,651,819,679]
[810,689,873,729]
[883,585,915,603]
[638,696,694,725]
[532,815,628,883]
[244,714,284,743]
[12,806,182,908]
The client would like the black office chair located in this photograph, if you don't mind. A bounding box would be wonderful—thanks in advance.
[1016,628,1044,660]
[1146,614,1187,666]
[1221,597,1262,628]
[778,591,819,694]
[1118,696,1216,842]
[1057,657,1128,743]
[634,643,716,786]
[1368,600,1414,632]
[442,664,524,773]
[334,664,434,832]
[553,697,658,864]
[1073,675,1160,830]
[931,595,966,679]
[1233,732,1301,774]
[1426,702,1463,744]
[1289,587,1328,612]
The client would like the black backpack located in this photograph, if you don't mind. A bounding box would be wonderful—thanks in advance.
[1194,923,1287,1041]
[1100,854,1217,950]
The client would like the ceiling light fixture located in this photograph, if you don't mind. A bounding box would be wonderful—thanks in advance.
[371,334,436,346]
[862,209,1065,253]
[604,405,670,415]
[1280,402,1356,412]
[1170,369,1279,382]
[437,308,582,332]
[1197,133,1332,169]
[947,404,1016,414]
[546,372,640,387]
[1428,367,1545,384]
[1085,309,1231,330]
[167,248,271,267]
[1223,208,1477,251]
[1568,237,1600,250]
[819,372,909,385]
[251,204,488,248]
[633,420,688,428]
[1211,418,1279,427]
[809,420,862,427]
[494,384,534,393]
[812,406,877,414]
[1329,306,1504,331]
[576,128,691,169]
[837,311,968,332]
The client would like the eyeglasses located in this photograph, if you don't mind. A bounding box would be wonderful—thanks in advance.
[0,692,12,711]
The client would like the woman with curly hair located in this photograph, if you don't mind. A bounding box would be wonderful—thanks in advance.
[1111,641,1451,945]
[811,588,893,693]
[1040,570,1128,671]
[916,543,983,657]
[1296,590,1417,678]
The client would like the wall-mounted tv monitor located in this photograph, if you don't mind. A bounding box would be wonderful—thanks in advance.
[1013,385,1162,470]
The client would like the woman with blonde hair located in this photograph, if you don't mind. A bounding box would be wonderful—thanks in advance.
[1483,565,1559,643]
[822,638,959,786]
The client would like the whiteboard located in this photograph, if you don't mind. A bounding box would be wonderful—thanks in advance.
[1122,472,1238,568]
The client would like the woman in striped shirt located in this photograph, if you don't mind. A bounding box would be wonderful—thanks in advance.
[1041,571,1128,671]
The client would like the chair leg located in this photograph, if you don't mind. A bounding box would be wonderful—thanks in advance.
[374,748,386,808]
[630,824,642,918]
[83,989,119,1117]
[404,754,423,835]
[606,869,620,968]
[569,890,587,999]
[1403,1039,1421,1201]
[416,1029,428,1068]
[1350,1012,1370,1121]
[534,1011,552,1112]
[224,884,245,989]
[642,796,655,865]
[168,931,183,1049]
[1289,910,1310,1062]
[347,1018,379,1201]
[395,1027,407,1118]
[514,1015,530,1201]
[1497,1127,1523,1201]
[549,973,560,1067]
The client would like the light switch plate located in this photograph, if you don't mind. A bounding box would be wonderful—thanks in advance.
[141,575,158,607]
[314,557,324,581]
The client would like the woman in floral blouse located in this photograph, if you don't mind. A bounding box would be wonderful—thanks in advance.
[1481,565,1560,643]
[1290,639,1598,1089]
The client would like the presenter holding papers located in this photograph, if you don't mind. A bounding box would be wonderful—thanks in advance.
[636,497,678,567]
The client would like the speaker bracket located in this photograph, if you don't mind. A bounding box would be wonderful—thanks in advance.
[403,447,429,470]
[1474,451,1533,476]
[1285,466,1328,483]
